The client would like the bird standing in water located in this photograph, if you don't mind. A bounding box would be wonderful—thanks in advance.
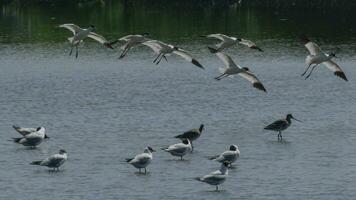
[264,114,301,141]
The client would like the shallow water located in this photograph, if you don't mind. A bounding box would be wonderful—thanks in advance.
[1,4,356,200]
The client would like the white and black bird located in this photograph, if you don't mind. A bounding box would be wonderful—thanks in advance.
[202,33,263,52]
[31,149,68,171]
[195,161,230,191]
[126,146,155,174]
[174,124,204,151]
[59,24,115,58]
[142,40,204,69]
[12,127,46,147]
[162,139,192,160]
[264,114,301,141]
[300,36,347,81]
[209,145,240,165]
[12,125,50,139]
[210,49,267,92]
[117,33,150,59]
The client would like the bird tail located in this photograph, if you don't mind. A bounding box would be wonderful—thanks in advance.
[208,155,219,160]
[30,161,42,165]
[125,158,133,163]
[161,147,169,151]
[208,46,219,53]
[195,177,203,182]
[12,138,22,143]
[174,134,183,139]
[12,125,20,130]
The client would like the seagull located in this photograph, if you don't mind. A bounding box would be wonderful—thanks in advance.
[195,161,230,191]
[209,145,240,165]
[202,33,263,52]
[59,24,115,58]
[142,40,204,69]
[174,124,204,151]
[12,127,46,147]
[162,139,192,160]
[300,36,347,81]
[12,125,50,139]
[126,146,155,174]
[264,114,301,141]
[210,48,267,92]
[117,33,150,59]
[30,149,68,171]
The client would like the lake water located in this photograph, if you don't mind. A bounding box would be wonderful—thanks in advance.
[1,3,356,200]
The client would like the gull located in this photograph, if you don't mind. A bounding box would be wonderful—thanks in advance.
[142,40,204,69]
[195,161,230,191]
[202,33,263,52]
[30,149,68,171]
[126,146,155,174]
[301,36,347,81]
[162,139,192,160]
[117,33,150,59]
[59,24,115,58]
[210,48,267,92]
[174,124,204,151]
[264,114,301,141]
[209,145,240,165]
[12,125,50,139]
[12,127,46,147]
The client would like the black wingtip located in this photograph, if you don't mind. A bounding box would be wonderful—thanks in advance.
[208,46,218,53]
[30,161,42,165]
[12,137,22,143]
[253,82,267,92]
[299,35,311,44]
[12,125,20,130]
[251,46,263,52]
[125,158,133,163]
[104,42,115,49]
[199,35,207,38]
[334,71,348,81]
[192,59,204,69]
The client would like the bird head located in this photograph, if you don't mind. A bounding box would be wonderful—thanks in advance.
[242,67,250,71]
[229,145,238,151]
[142,32,150,37]
[59,149,67,154]
[173,46,179,51]
[199,124,204,132]
[182,139,190,145]
[147,146,156,152]
[286,114,302,122]
[89,25,96,30]
[329,53,337,58]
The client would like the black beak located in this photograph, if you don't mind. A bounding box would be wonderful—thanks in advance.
[292,117,302,122]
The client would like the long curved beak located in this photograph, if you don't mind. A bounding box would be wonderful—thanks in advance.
[292,117,302,122]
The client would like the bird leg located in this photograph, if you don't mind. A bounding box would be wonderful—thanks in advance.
[163,55,168,62]
[191,142,194,152]
[156,54,165,65]
[75,44,79,59]
[119,47,130,59]
[180,156,183,160]
[216,186,218,191]
[278,131,281,141]
[144,168,147,174]
[69,45,74,56]
[153,53,162,63]
[305,64,318,79]
[301,64,312,77]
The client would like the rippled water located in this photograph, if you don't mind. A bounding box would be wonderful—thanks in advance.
[1,3,356,200]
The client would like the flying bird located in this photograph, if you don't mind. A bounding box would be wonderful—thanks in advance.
[210,49,267,92]
[116,33,150,59]
[162,139,192,160]
[174,124,204,151]
[12,125,50,139]
[142,40,204,69]
[126,146,155,174]
[30,149,68,171]
[59,24,115,58]
[195,161,230,191]
[209,145,240,165]
[12,127,46,147]
[300,36,347,81]
[264,114,301,141]
[202,33,263,52]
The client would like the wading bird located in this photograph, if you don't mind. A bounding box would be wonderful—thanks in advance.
[31,149,68,171]
[162,139,192,160]
[116,33,150,59]
[195,161,229,191]
[264,114,301,141]
[142,40,204,69]
[174,124,204,151]
[126,146,155,174]
[300,36,347,81]
[210,48,267,92]
[202,33,263,52]
[59,24,115,58]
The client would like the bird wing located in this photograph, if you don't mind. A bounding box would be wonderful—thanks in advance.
[238,70,267,92]
[12,125,36,136]
[305,41,321,56]
[322,60,348,81]
[142,40,164,54]
[131,153,151,164]
[239,39,263,52]
[118,35,136,41]
[264,119,285,130]
[88,32,109,44]
[206,33,233,42]
[59,24,82,35]
[167,143,188,153]
[173,49,204,69]
[215,52,240,68]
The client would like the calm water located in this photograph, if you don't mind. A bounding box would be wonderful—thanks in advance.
[1,3,356,200]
